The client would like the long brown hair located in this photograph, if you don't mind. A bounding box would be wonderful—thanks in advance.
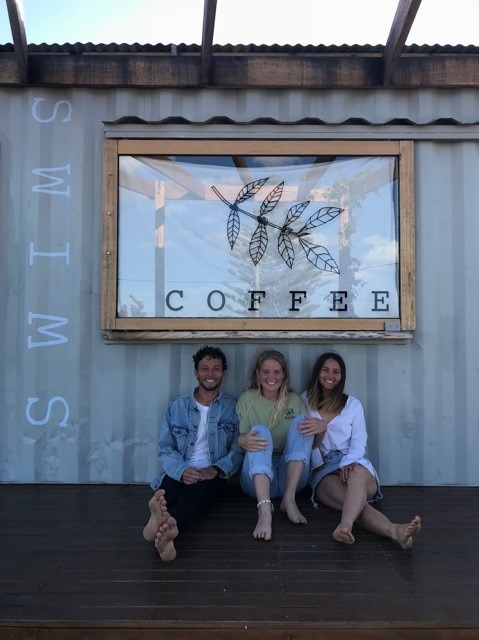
[247,349,290,428]
[306,352,348,415]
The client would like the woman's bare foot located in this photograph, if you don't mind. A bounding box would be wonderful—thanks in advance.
[280,497,307,524]
[143,489,168,541]
[391,515,422,549]
[253,501,273,540]
[332,524,355,544]
[154,516,178,561]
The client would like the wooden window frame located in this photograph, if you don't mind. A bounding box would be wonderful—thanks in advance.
[102,139,415,342]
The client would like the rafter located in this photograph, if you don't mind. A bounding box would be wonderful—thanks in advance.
[201,0,217,85]
[0,0,479,90]
[6,0,28,83]
[1,51,477,89]
[383,0,422,85]
[1,0,479,91]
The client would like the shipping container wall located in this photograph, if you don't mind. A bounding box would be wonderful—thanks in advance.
[1,87,478,485]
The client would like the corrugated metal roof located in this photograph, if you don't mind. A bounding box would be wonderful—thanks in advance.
[2,42,479,54]
[105,115,475,127]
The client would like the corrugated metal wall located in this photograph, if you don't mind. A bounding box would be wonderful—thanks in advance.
[1,87,479,485]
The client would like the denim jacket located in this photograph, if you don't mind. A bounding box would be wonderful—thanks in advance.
[150,389,243,490]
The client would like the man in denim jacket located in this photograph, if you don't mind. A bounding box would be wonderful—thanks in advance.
[143,345,242,560]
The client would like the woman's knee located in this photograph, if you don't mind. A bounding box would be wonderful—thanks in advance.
[315,476,344,509]
[241,426,274,483]
[284,426,312,469]
[251,423,272,442]
[285,415,312,448]
[349,464,371,484]
[286,414,308,436]
[344,464,377,497]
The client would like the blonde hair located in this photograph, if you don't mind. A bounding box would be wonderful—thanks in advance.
[248,349,290,429]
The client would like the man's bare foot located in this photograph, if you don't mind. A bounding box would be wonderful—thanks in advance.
[154,516,178,561]
[391,515,422,549]
[253,501,273,540]
[280,497,307,524]
[332,525,355,544]
[143,489,168,541]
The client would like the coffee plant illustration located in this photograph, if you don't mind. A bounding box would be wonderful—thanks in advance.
[211,178,344,273]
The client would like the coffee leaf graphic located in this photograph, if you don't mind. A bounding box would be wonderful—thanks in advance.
[227,209,241,249]
[260,182,284,216]
[299,206,343,232]
[278,231,295,269]
[235,178,269,204]
[213,178,342,273]
[283,201,310,229]
[299,237,340,273]
[249,223,268,265]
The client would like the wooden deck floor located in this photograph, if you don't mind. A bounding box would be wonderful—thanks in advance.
[1,483,479,640]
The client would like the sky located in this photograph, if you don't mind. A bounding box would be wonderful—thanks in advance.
[1,0,479,46]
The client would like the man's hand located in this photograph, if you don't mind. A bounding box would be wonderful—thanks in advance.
[181,466,219,484]
[199,466,219,480]
[181,467,204,484]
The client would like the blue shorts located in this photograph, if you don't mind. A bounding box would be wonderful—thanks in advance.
[310,450,383,506]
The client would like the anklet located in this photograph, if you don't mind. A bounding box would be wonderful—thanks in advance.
[257,499,274,511]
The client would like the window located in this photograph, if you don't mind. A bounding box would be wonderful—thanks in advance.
[102,140,414,340]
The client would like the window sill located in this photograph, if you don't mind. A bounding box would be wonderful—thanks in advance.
[102,330,413,344]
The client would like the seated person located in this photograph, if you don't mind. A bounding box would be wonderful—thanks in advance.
[143,345,243,560]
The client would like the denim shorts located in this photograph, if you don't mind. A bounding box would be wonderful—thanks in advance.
[310,449,382,506]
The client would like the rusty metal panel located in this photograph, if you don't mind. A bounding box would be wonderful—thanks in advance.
[1,87,479,485]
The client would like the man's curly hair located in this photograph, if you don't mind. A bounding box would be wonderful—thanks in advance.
[193,345,228,371]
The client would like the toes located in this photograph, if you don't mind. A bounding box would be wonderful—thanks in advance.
[333,527,355,544]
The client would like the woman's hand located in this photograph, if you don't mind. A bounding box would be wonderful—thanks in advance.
[296,416,327,436]
[238,430,269,452]
[339,463,357,483]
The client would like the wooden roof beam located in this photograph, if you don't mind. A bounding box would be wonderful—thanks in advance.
[6,0,29,83]
[201,0,217,84]
[3,53,479,88]
[383,0,422,85]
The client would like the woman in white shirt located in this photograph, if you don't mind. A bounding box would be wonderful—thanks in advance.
[298,352,421,549]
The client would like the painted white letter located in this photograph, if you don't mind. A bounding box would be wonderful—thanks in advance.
[27,312,69,348]
[29,242,70,266]
[32,98,72,123]
[32,165,71,196]
[25,396,70,427]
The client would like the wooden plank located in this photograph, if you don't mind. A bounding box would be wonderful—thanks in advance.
[383,0,422,85]
[102,329,412,343]
[5,0,28,83]
[201,0,217,85]
[117,140,402,156]
[112,318,390,331]
[1,485,479,640]
[399,140,416,329]
[1,52,479,89]
[101,139,118,330]
[2,624,479,640]
[392,55,479,88]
